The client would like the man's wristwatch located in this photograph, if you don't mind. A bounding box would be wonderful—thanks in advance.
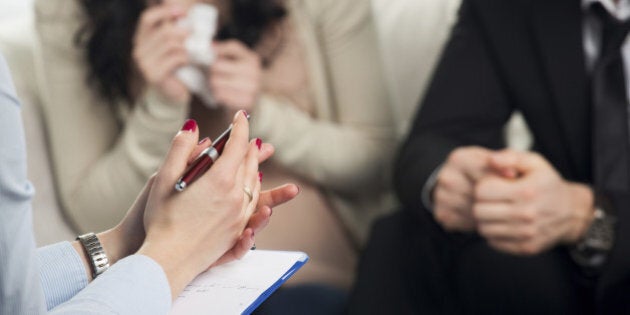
[570,196,616,269]
[76,233,110,278]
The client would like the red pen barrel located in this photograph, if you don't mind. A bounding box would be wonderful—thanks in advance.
[174,117,247,192]
[175,154,214,191]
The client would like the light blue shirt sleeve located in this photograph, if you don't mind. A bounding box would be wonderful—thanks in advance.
[0,54,172,314]
[0,52,47,315]
[50,255,172,315]
[37,242,89,310]
[37,242,172,314]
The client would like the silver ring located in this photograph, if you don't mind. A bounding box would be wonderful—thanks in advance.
[243,186,253,202]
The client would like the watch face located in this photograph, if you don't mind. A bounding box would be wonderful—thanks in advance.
[583,208,616,251]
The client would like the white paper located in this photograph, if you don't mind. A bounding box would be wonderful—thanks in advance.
[170,250,308,315]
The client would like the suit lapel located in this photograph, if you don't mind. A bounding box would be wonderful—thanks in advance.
[531,0,592,180]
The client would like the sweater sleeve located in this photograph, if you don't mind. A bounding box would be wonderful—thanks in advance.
[249,0,396,195]
[33,0,188,232]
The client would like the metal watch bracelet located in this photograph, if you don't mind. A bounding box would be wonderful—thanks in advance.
[76,233,110,278]
[570,195,616,270]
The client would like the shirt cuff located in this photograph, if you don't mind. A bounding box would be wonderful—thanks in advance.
[37,241,89,310]
[421,164,443,212]
[50,255,171,315]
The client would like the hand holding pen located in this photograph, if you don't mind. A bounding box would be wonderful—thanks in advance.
[170,110,300,261]
[176,111,251,191]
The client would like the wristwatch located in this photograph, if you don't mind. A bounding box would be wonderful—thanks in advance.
[570,195,616,269]
[76,233,110,278]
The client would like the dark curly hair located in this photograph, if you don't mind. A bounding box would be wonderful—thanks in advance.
[76,0,287,106]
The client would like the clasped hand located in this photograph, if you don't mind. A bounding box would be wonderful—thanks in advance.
[103,111,298,299]
[433,147,594,255]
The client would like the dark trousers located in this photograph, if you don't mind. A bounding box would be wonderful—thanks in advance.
[348,210,596,315]
[254,284,346,315]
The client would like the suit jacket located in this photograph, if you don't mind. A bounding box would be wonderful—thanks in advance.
[395,0,630,312]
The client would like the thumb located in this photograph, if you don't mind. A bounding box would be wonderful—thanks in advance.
[157,119,200,186]
[488,149,525,179]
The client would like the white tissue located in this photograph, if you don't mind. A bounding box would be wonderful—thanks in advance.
[176,4,218,108]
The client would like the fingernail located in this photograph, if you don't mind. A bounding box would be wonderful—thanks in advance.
[255,138,262,150]
[258,171,263,182]
[181,119,197,132]
[198,137,209,145]
[242,110,249,119]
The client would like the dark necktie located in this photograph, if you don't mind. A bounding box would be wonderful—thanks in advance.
[592,3,630,192]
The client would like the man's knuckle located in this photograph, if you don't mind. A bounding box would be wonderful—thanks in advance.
[440,169,460,189]
[434,209,448,224]
[517,186,537,201]
[520,226,537,240]
[477,224,489,237]
[471,203,483,218]
[517,209,536,223]
[521,242,540,255]
[448,149,466,165]
[433,189,446,205]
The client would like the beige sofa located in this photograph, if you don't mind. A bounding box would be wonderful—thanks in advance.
[0,1,529,246]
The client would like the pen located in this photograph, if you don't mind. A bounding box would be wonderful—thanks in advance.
[175,113,250,191]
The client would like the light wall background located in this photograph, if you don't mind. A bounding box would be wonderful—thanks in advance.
[0,0,33,20]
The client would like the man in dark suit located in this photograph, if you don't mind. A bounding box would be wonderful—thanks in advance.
[349,0,630,313]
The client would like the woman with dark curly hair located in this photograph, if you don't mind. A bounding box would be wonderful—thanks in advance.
[33,0,395,303]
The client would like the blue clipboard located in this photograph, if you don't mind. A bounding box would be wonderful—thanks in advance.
[242,253,309,315]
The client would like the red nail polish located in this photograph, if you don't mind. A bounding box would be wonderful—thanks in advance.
[198,137,209,145]
[258,171,263,183]
[181,119,197,132]
[242,110,248,119]
[255,138,262,150]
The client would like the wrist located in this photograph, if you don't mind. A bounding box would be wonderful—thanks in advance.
[71,227,142,281]
[570,193,616,269]
[74,233,111,281]
[71,240,93,281]
[564,182,595,244]
[137,241,200,300]
[96,228,135,265]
